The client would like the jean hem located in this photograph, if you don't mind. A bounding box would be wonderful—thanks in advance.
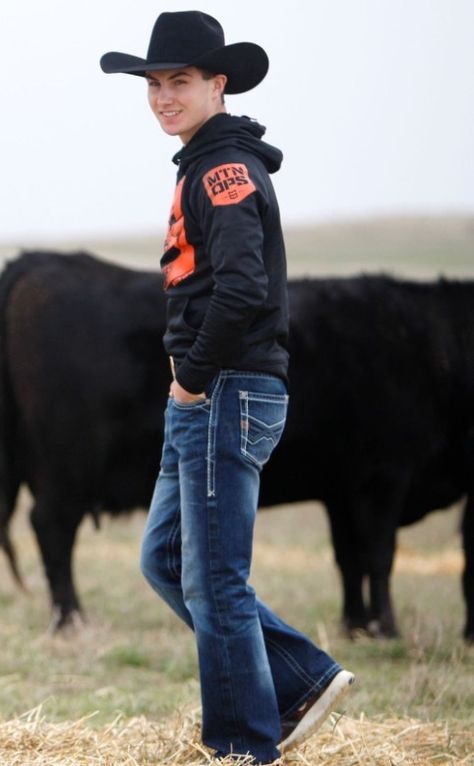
[280,662,342,720]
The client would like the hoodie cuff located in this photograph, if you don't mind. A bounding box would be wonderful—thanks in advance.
[175,358,219,395]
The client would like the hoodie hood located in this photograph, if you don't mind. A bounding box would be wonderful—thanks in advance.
[172,113,283,175]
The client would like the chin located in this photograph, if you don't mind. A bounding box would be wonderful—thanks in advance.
[158,123,182,138]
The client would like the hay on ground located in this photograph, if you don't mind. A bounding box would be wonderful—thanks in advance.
[0,707,472,765]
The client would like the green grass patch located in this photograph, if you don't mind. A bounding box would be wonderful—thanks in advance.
[102,645,153,670]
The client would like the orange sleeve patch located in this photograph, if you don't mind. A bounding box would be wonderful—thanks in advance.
[202,163,256,207]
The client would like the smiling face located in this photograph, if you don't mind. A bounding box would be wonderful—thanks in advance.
[146,66,227,144]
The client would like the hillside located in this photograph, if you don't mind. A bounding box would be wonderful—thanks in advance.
[1,214,473,279]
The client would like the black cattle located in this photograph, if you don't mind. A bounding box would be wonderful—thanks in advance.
[0,251,473,641]
[277,276,474,640]
[0,252,168,629]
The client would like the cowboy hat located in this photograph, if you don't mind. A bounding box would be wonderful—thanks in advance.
[100,11,269,94]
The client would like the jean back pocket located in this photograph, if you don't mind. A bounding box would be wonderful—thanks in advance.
[239,390,289,469]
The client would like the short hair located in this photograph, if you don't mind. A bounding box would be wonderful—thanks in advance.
[199,69,226,104]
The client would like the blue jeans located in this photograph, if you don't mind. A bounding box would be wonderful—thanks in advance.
[141,371,340,764]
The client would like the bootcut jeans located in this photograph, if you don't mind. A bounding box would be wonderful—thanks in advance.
[141,370,341,764]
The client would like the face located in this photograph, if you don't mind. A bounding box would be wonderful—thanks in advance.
[146,66,227,144]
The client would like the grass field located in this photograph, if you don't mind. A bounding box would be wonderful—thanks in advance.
[1,493,473,726]
[0,214,473,762]
[0,495,473,763]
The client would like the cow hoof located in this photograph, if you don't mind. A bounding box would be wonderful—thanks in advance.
[367,619,399,639]
[367,619,382,637]
[346,626,370,641]
[48,608,86,635]
[342,618,371,640]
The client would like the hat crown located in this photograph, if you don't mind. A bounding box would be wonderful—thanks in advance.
[100,10,268,94]
[146,11,225,65]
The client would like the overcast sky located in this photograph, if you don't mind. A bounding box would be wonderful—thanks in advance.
[1,0,472,242]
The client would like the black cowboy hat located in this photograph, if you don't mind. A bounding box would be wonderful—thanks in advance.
[100,11,269,94]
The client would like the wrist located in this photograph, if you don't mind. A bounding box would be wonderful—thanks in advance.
[171,379,205,402]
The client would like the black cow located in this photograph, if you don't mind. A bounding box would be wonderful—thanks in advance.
[0,251,473,641]
[0,252,168,628]
[274,275,474,640]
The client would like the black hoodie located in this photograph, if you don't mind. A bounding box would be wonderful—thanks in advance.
[161,112,289,393]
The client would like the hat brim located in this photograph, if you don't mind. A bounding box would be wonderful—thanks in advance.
[100,42,268,94]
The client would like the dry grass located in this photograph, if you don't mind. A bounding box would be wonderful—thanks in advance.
[0,706,473,765]
[1,498,473,763]
[252,541,464,578]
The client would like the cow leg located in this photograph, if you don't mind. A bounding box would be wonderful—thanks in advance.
[360,485,403,638]
[461,497,474,642]
[326,503,369,636]
[30,497,84,632]
[366,529,398,638]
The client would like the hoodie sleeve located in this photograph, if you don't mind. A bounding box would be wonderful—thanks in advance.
[175,160,269,393]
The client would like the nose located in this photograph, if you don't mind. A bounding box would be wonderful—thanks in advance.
[156,84,174,106]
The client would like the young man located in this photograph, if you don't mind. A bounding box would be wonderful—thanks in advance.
[101,11,354,764]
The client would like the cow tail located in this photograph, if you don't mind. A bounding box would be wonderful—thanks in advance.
[0,254,29,591]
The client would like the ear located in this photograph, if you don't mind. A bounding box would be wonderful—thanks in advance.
[213,73,227,98]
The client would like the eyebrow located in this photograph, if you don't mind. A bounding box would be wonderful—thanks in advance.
[146,71,192,82]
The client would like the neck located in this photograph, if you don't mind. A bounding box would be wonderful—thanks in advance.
[180,107,227,145]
